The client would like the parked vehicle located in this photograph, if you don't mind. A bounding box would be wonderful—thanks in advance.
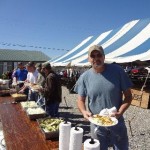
[127,66,150,83]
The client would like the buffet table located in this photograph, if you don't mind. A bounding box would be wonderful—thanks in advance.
[0,96,59,150]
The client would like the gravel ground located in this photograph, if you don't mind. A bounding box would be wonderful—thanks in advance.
[59,86,150,150]
[0,86,150,150]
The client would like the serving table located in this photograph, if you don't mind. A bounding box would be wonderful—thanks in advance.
[0,96,59,150]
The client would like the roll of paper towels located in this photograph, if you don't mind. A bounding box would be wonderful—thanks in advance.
[59,121,71,150]
[69,126,83,150]
[84,138,100,150]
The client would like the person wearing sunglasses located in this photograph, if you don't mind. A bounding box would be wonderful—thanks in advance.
[74,45,133,150]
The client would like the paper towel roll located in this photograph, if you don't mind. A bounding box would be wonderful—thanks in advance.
[69,126,83,150]
[59,121,71,150]
[84,138,100,150]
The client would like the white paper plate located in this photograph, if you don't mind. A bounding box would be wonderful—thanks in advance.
[17,81,25,84]
[89,115,118,127]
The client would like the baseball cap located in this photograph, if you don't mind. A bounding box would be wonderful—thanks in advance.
[18,62,23,65]
[26,61,35,67]
[42,62,51,69]
[88,45,104,56]
[35,63,42,68]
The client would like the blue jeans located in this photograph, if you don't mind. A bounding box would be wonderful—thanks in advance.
[91,117,129,150]
[44,102,60,117]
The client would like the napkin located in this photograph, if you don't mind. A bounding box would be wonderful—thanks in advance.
[99,106,117,116]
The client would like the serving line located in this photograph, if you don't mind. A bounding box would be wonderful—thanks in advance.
[0,96,59,150]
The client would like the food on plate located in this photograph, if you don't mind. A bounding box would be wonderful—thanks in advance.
[90,114,116,126]
[24,82,36,87]
[30,84,42,90]
[39,118,63,132]
[17,81,25,84]
[30,84,39,88]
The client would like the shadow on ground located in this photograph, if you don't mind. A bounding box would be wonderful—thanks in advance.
[59,106,74,109]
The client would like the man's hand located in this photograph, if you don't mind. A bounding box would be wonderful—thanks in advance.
[110,111,122,119]
[38,87,44,93]
[18,89,24,94]
[77,96,92,120]
[82,110,92,120]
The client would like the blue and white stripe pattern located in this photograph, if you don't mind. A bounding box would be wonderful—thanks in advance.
[50,18,150,66]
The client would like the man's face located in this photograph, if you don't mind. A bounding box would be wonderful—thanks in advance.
[18,64,24,69]
[26,66,35,73]
[26,66,32,72]
[88,50,105,69]
[42,67,48,76]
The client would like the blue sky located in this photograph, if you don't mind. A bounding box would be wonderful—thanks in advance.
[0,0,149,59]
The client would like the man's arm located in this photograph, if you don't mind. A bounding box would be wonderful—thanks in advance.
[112,88,132,119]
[77,95,92,120]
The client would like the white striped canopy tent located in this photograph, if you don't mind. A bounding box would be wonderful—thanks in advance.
[50,18,150,66]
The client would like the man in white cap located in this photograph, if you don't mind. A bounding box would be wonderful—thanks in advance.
[74,45,133,150]
[19,61,38,101]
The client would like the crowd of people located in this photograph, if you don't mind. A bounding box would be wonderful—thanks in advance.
[11,61,62,117]
[1,44,133,150]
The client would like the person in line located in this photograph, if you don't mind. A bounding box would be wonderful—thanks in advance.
[35,63,45,87]
[74,45,133,150]
[12,67,18,79]
[12,62,28,88]
[35,63,45,105]
[19,61,38,101]
[39,62,62,117]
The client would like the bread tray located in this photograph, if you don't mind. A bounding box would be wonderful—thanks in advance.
[11,93,27,102]
[20,101,39,110]
[0,89,10,96]
[25,107,47,120]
